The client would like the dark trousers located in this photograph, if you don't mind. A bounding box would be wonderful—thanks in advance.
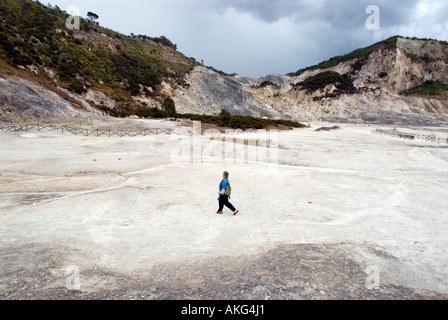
[218,195,236,212]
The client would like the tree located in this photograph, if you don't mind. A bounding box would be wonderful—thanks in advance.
[87,11,99,23]
[218,108,232,126]
[160,95,177,118]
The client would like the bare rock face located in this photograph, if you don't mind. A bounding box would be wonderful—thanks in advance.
[0,76,97,122]
[398,37,448,62]
[82,90,117,110]
[171,67,282,119]
[230,37,448,125]
[60,89,105,116]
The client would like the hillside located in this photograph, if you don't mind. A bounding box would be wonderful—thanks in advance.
[0,0,198,122]
[0,0,283,124]
[239,36,448,125]
[1,0,448,126]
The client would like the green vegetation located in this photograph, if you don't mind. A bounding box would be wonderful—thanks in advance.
[287,36,399,77]
[87,12,99,23]
[204,65,236,77]
[288,36,448,77]
[295,71,356,95]
[178,109,308,130]
[131,34,177,50]
[160,95,177,118]
[405,52,438,63]
[403,80,448,97]
[97,95,178,119]
[0,0,194,98]
[110,52,162,96]
[99,100,307,130]
[252,81,280,89]
[101,102,307,130]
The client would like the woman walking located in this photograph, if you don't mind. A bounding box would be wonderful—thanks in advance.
[217,171,239,216]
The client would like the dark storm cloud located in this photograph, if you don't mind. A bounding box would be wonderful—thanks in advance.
[206,0,437,75]
[220,0,420,29]
[221,0,308,23]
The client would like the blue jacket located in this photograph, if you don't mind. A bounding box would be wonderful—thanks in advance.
[218,178,229,200]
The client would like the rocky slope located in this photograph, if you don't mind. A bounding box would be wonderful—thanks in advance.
[1,0,448,126]
[0,0,195,123]
[162,67,282,119]
[236,37,448,126]
[127,36,448,126]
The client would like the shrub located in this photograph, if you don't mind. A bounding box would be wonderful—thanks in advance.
[11,51,33,66]
[68,81,85,94]
[218,108,232,126]
[176,111,308,130]
[152,35,177,50]
[406,52,437,63]
[204,65,234,77]
[160,95,177,118]
[296,71,356,95]
[403,80,448,97]
[253,81,280,89]
[111,52,161,94]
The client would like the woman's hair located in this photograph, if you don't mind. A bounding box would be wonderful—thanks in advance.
[223,171,229,178]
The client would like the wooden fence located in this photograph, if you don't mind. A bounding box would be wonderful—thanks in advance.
[0,124,195,137]
[372,129,448,144]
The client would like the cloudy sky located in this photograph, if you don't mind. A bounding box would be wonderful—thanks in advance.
[46,0,448,77]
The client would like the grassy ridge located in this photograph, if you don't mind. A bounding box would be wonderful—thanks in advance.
[287,36,399,77]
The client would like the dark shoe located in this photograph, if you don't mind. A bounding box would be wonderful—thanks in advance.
[216,211,223,214]
[233,210,239,216]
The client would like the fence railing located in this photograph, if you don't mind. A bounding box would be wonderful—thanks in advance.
[372,129,448,144]
[0,124,195,137]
